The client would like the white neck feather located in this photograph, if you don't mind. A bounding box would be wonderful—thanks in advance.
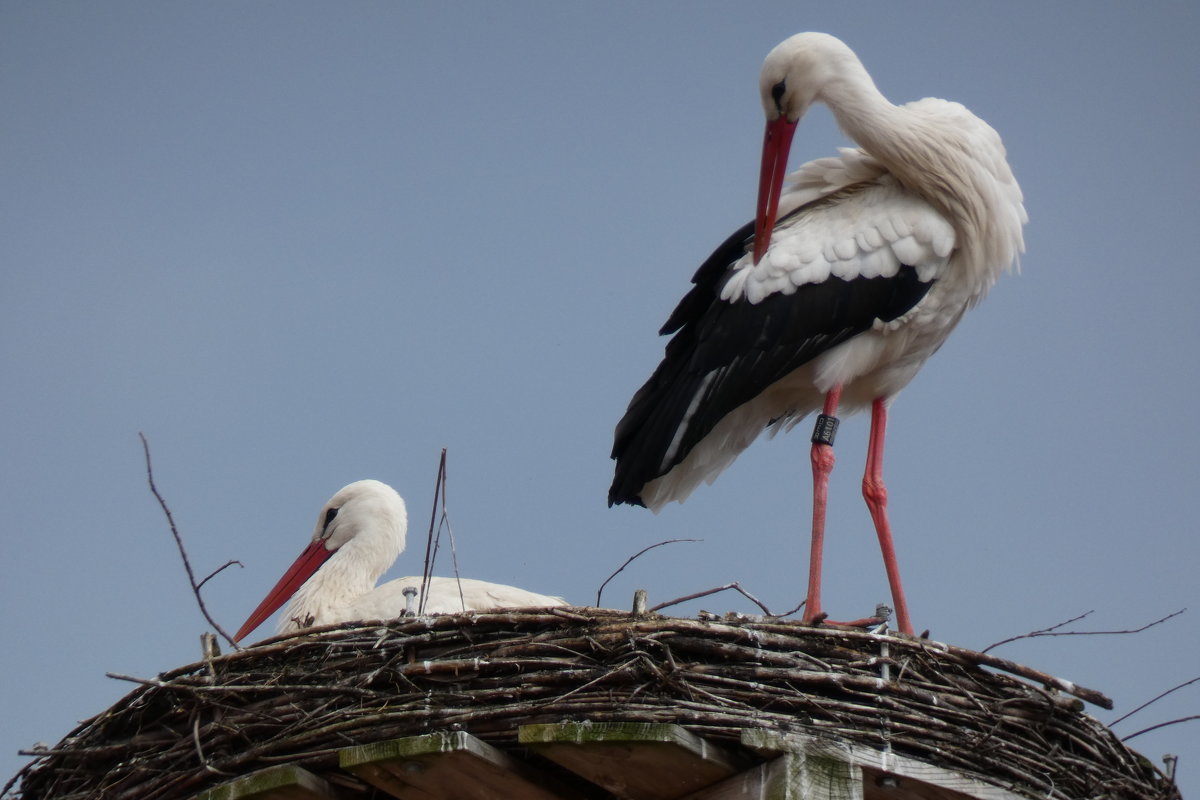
[822,65,1026,296]
[278,483,407,632]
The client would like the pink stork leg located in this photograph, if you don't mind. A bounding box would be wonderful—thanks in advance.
[803,385,842,624]
[862,398,914,635]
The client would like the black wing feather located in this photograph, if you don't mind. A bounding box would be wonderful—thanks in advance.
[609,220,933,507]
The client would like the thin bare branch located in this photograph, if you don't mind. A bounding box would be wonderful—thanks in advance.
[190,713,206,765]
[982,608,1185,653]
[138,433,240,649]
[981,610,1094,653]
[435,453,466,612]
[648,581,778,616]
[196,560,243,592]
[419,448,448,614]
[1111,675,1200,727]
[15,609,1165,800]
[1,768,24,798]
[107,671,167,688]
[774,600,806,618]
[1120,715,1200,742]
[595,539,700,607]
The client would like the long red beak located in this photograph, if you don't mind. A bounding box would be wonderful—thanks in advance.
[753,116,797,264]
[234,539,334,642]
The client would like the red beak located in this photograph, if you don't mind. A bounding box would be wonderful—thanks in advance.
[753,116,797,264]
[234,539,334,642]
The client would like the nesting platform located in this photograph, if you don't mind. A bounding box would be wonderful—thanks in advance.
[4,609,1178,800]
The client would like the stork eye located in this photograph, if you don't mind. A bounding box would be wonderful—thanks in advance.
[322,506,339,532]
[771,79,787,112]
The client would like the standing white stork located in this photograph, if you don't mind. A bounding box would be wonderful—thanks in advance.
[234,480,566,642]
[608,33,1025,635]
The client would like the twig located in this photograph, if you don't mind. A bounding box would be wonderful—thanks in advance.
[138,433,240,649]
[107,671,167,688]
[1,769,24,798]
[419,448,448,614]
[981,610,1094,653]
[930,639,1114,709]
[648,581,778,616]
[196,560,243,592]
[16,610,1173,800]
[1121,715,1200,742]
[982,609,1185,653]
[416,449,467,613]
[1110,675,1200,727]
[436,454,466,612]
[191,713,206,765]
[774,600,806,618]
[595,539,700,607]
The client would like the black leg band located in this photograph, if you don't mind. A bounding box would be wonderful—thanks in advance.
[811,413,839,446]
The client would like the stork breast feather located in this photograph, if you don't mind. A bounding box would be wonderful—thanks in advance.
[721,191,955,306]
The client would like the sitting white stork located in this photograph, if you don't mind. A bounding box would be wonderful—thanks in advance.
[235,479,565,642]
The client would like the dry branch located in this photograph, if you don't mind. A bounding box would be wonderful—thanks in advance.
[418,448,448,614]
[1111,675,1200,727]
[196,560,242,592]
[983,609,1185,654]
[595,538,701,607]
[138,433,239,649]
[647,581,778,616]
[417,448,467,614]
[1121,715,1200,742]
[6,609,1177,800]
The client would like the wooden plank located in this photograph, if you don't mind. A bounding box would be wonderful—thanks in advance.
[519,722,741,799]
[339,730,570,800]
[740,730,1028,800]
[683,752,863,800]
[193,764,336,800]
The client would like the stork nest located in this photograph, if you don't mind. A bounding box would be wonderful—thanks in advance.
[4,608,1177,800]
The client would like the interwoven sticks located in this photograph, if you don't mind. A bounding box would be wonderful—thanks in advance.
[5,610,1177,800]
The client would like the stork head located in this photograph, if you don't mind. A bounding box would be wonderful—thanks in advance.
[233,479,407,643]
[754,33,861,263]
[315,480,407,557]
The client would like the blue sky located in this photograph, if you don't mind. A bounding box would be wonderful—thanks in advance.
[2,2,1198,795]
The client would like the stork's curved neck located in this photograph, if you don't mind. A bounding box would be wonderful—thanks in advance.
[279,527,399,632]
[820,69,938,202]
[819,67,1020,280]
[817,60,895,147]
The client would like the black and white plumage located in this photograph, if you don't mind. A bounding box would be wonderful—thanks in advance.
[609,33,1025,634]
